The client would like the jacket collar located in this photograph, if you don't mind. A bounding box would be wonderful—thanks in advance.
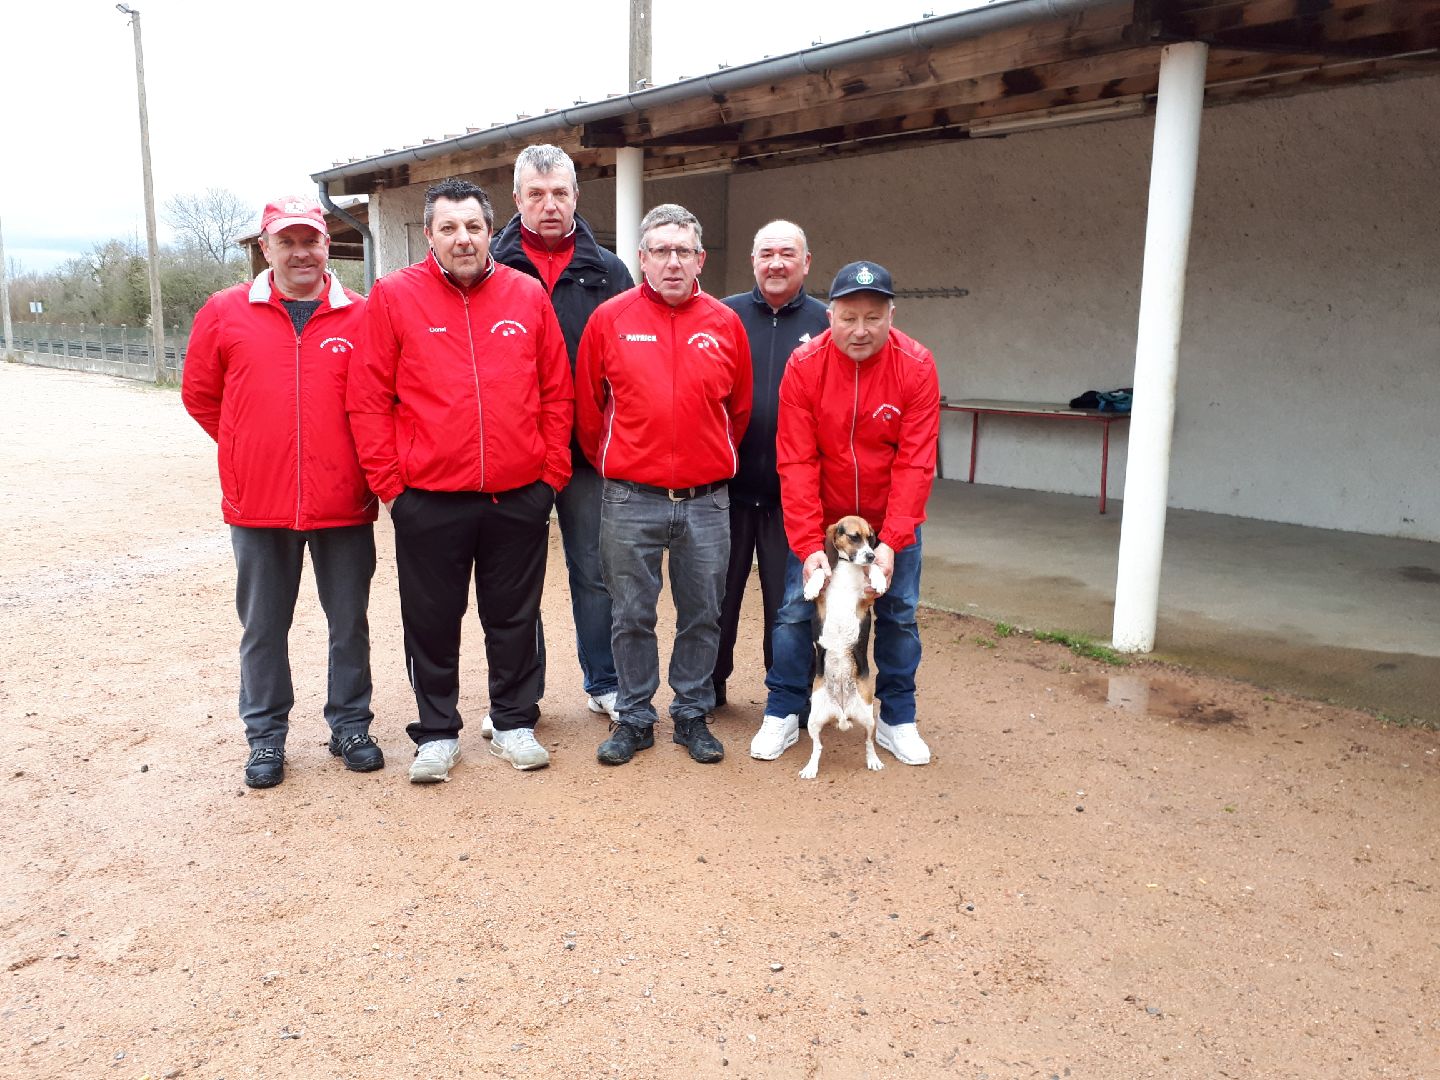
[425,248,495,292]
[493,212,609,273]
[640,278,701,310]
[248,269,350,309]
[746,283,813,316]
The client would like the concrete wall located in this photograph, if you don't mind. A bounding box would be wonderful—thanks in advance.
[723,76,1440,541]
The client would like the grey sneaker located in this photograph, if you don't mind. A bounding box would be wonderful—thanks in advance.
[409,738,461,783]
[479,713,494,739]
[489,726,550,771]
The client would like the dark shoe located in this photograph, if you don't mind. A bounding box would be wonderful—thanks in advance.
[329,732,385,772]
[713,680,727,708]
[597,722,655,765]
[673,717,725,764]
[244,747,285,789]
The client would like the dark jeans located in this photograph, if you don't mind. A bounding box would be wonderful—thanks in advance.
[764,527,924,726]
[714,501,788,687]
[391,483,552,745]
[552,466,617,697]
[599,480,730,728]
[231,523,375,750]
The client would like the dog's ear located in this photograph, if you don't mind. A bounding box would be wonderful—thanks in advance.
[866,524,879,549]
[824,521,840,565]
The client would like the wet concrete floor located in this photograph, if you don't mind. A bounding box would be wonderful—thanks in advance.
[920,481,1440,724]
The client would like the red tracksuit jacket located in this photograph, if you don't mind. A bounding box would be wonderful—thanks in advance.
[575,282,752,488]
[776,327,940,559]
[347,254,573,503]
[182,271,376,530]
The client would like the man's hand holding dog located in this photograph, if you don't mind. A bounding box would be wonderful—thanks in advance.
[802,550,830,600]
[869,543,895,595]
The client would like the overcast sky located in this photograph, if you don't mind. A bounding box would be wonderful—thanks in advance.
[1,0,991,274]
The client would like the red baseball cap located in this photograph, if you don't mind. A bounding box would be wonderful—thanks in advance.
[260,196,328,236]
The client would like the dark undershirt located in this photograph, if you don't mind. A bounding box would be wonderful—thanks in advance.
[281,298,322,336]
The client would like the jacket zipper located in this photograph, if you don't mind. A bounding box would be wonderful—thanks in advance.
[850,360,861,512]
[460,291,485,491]
[293,328,304,529]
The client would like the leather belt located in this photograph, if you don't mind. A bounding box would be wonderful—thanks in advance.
[625,480,726,502]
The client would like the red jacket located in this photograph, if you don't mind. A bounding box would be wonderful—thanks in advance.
[575,282,752,488]
[776,327,940,558]
[182,271,376,530]
[347,253,573,502]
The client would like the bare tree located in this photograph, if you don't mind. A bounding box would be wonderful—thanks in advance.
[164,188,254,268]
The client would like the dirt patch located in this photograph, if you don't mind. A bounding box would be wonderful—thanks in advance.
[3,364,1438,1079]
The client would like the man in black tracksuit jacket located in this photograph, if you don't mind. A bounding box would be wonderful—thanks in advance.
[491,145,634,727]
[714,221,829,722]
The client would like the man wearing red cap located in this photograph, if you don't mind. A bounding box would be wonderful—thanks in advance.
[183,195,381,789]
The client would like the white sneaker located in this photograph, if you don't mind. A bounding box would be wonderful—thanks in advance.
[587,692,620,722]
[480,713,494,738]
[750,714,800,760]
[876,722,931,766]
[409,738,461,783]
[489,726,550,771]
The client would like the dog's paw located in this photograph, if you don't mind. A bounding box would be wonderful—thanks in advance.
[798,762,819,779]
[867,565,888,595]
[803,568,828,601]
[865,749,885,771]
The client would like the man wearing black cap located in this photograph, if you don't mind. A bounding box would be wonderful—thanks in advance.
[752,261,941,767]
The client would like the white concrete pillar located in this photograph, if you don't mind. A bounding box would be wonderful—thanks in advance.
[615,147,644,283]
[1112,41,1209,653]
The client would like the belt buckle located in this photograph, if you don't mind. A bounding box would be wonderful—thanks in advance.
[667,487,685,502]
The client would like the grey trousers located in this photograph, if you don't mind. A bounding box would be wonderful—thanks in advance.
[231,524,376,749]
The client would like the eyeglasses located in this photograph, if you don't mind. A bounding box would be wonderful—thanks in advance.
[644,244,700,262]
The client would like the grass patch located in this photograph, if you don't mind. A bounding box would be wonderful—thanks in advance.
[973,636,997,650]
[1374,711,1439,732]
[1033,630,1129,667]
[994,622,1016,638]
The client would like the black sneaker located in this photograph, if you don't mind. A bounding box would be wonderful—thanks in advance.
[329,732,385,772]
[244,747,285,789]
[597,722,655,765]
[673,717,725,764]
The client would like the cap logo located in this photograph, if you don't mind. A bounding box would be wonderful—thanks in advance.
[854,266,876,286]
[285,200,308,214]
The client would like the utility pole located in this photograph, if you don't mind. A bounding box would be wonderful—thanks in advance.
[117,4,167,385]
[616,0,651,282]
[0,214,14,361]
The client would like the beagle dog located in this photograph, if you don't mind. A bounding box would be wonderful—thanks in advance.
[799,515,889,779]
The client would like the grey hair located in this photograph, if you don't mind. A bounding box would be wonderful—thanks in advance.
[639,204,703,251]
[752,220,809,257]
[513,145,578,195]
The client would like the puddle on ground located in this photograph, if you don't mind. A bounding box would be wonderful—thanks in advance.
[1076,674,1241,725]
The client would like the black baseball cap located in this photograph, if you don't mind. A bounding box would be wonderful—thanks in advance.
[829,261,895,300]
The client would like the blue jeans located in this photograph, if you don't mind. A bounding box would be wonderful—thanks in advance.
[231,523,376,749]
[553,467,617,697]
[764,527,923,726]
[600,481,730,728]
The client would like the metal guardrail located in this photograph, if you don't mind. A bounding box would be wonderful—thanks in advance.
[0,323,187,382]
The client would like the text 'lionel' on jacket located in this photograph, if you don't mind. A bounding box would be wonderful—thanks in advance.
[575,281,753,490]
[722,285,830,507]
[346,253,574,504]
[182,270,377,530]
[776,326,940,560]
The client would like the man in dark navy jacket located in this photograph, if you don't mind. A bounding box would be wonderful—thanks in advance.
[713,221,828,747]
[491,145,634,729]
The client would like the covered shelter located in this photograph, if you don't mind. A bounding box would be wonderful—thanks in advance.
[311,0,1440,659]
